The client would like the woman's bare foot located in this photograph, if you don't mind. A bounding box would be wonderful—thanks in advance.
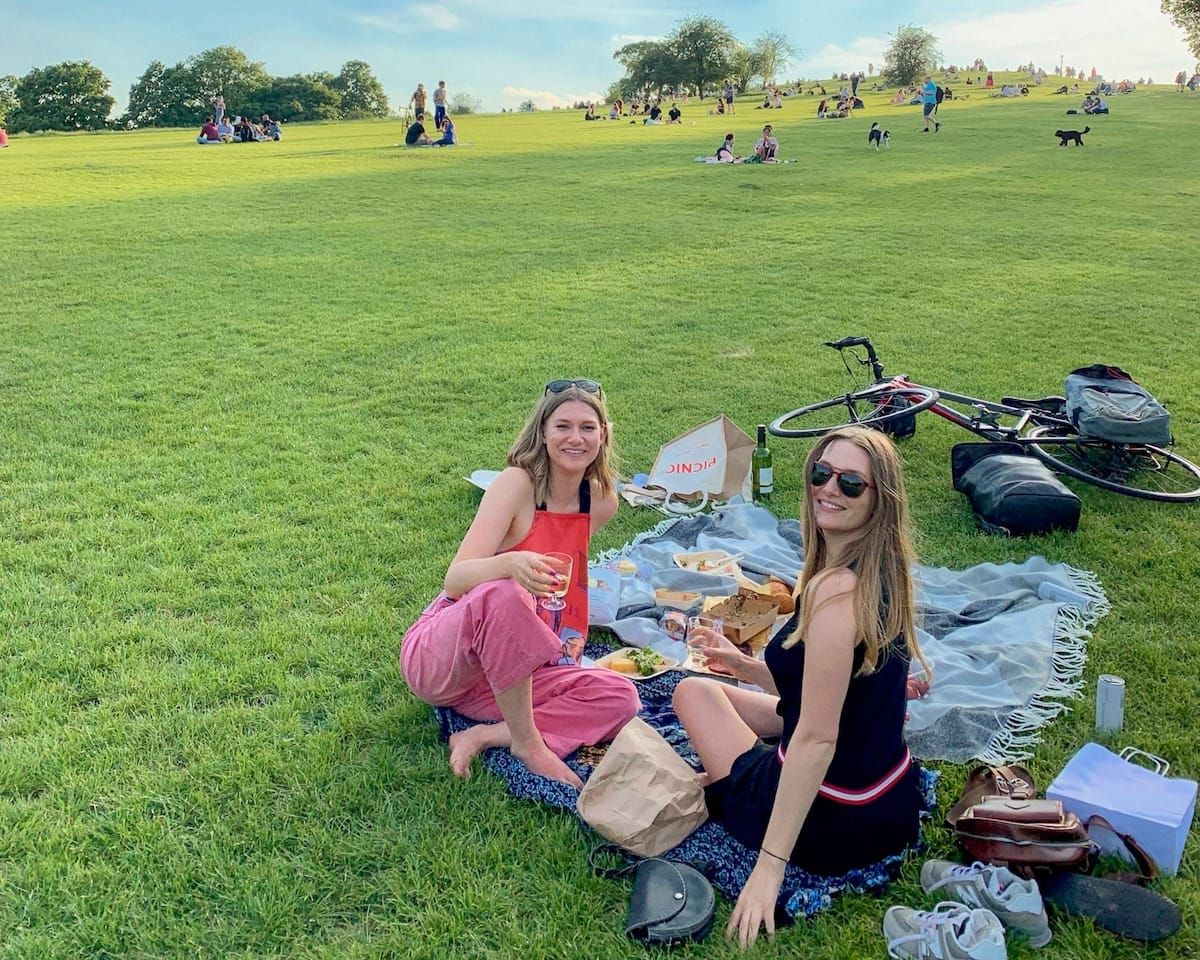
[448,723,508,778]
[512,740,583,788]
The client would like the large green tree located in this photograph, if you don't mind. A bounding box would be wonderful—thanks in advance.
[258,74,342,122]
[749,31,800,89]
[0,75,18,126]
[668,16,737,98]
[882,24,942,86]
[612,40,679,97]
[186,46,271,111]
[123,60,200,128]
[332,60,388,118]
[9,61,114,132]
[1162,0,1200,59]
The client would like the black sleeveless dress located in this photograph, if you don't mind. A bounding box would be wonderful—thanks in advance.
[703,610,921,875]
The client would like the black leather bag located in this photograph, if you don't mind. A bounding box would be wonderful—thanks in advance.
[591,845,715,945]
[951,443,1081,536]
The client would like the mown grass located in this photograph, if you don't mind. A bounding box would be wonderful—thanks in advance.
[1,74,1198,958]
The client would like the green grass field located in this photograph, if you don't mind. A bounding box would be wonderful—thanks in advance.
[1,74,1198,958]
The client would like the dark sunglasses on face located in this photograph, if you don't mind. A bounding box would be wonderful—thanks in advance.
[810,461,874,498]
[545,379,602,396]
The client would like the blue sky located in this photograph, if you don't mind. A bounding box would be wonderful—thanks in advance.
[5,0,1194,114]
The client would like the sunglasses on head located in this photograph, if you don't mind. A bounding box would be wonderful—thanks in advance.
[545,379,602,396]
[809,461,874,498]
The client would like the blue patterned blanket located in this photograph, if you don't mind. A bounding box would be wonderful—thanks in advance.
[435,664,937,919]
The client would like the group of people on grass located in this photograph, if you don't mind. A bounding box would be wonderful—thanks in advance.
[589,98,683,123]
[404,111,456,146]
[196,95,280,144]
[714,123,779,162]
[400,379,930,947]
[409,81,450,127]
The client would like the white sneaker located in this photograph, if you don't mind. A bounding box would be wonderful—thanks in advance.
[884,901,1007,960]
[921,860,1051,948]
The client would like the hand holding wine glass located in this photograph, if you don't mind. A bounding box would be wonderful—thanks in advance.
[540,552,573,611]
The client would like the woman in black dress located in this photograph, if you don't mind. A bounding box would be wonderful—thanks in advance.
[674,426,931,948]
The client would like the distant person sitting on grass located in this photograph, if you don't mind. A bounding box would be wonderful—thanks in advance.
[196,117,221,144]
[754,124,779,161]
[405,112,433,146]
[433,115,456,146]
[715,132,739,162]
[668,103,682,123]
[216,116,234,142]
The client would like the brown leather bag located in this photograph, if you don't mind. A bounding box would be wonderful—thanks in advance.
[945,764,1037,828]
[954,796,1095,871]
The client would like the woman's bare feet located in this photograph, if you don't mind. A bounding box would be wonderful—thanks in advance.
[448,723,508,778]
[511,739,583,788]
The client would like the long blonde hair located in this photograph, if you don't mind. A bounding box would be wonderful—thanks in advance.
[786,427,930,680]
[506,386,617,508]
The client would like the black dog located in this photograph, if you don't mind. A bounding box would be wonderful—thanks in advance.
[1055,125,1090,146]
[868,122,890,150]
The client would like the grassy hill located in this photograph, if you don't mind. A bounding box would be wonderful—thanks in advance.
[0,73,1197,959]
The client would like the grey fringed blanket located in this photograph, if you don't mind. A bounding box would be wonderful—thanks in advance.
[589,503,1109,764]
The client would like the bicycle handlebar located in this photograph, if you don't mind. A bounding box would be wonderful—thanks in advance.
[823,336,873,350]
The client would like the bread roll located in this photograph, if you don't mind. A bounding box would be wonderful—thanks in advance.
[768,578,796,614]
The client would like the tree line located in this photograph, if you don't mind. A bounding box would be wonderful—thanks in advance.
[608,16,799,102]
[0,47,391,133]
[608,17,954,103]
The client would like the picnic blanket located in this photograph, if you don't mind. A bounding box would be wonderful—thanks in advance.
[436,672,938,918]
[590,503,1109,765]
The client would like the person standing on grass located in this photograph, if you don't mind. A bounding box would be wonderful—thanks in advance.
[724,80,736,114]
[922,75,940,132]
[674,427,932,948]
[212,94,225,124]
[433,80,448,127]
[410,82,427,118]
[400,381,639,788]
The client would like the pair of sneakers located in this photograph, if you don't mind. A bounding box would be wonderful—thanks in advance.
[883,860,1051,958]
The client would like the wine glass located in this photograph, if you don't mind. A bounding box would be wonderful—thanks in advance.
[686,615,724,671]
[540,552,573,612]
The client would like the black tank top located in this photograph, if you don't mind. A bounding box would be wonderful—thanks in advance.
[764,606,910,790]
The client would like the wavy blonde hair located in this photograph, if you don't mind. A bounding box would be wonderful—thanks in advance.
[785,427,930,680]
[506,386,617,508]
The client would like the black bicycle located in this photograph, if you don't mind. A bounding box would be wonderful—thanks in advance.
[768,336,1200,503]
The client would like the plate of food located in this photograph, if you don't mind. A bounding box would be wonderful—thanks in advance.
[595,647,679,680]
[672,550,742,576]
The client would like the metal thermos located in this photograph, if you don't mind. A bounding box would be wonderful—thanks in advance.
[1095,674,1125,731]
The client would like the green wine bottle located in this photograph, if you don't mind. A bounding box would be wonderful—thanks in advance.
[752,424,773,501]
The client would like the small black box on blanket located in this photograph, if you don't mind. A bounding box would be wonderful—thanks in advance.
[951,443,1080,536]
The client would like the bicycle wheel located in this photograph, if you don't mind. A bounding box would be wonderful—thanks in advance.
[769,385,939,439]
[1026,426,1200,502]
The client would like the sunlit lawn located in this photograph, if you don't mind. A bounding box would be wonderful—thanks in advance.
[1,74,1197,958]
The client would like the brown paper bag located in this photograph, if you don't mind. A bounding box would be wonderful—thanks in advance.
[577,717,708,857]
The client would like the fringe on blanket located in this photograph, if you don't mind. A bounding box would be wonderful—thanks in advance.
[976,564,1111,765]
[592,512,684,565]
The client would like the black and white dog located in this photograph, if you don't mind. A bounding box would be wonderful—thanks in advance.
[868,122,891,150]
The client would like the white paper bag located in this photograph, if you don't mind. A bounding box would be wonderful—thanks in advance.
[1047,743,1197,875]
[647,416,753,513]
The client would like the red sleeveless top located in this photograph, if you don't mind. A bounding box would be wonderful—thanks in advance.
[507,478,591,663]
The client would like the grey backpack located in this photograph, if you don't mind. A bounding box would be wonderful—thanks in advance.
[1064,365,1171,446]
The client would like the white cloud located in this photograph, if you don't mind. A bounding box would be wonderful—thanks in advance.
[352,4,462,34]
[501,85,607,109]
[409,3,463,31]
[611,34,662,46]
